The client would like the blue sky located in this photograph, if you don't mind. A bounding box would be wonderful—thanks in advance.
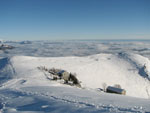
[0,0,150,40]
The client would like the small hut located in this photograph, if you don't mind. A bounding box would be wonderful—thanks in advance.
[106,86,126,95]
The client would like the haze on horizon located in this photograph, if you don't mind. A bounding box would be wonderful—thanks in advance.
[0,0,150,41]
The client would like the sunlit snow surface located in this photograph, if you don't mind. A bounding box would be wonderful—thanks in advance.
[0,40,150,113]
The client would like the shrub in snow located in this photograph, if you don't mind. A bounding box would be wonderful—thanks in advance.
[114,84,121,89]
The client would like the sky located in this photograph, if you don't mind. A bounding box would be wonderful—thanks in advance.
[0,0,150,41]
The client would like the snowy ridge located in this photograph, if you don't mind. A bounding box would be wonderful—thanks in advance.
[0,53,150,112]
[118,52,150,78]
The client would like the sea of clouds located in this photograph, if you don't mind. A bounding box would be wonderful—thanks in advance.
[0,40,150,59]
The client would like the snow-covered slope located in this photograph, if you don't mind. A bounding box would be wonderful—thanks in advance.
[0,53,150,112]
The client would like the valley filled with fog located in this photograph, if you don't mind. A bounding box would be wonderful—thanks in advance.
[1,40,150,58]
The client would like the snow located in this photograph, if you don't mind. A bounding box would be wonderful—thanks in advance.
[0,40,150,113]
